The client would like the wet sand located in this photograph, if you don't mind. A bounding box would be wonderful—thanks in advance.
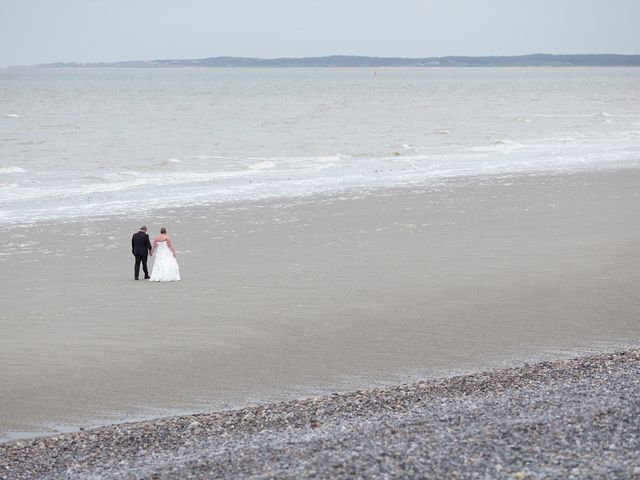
[1,169,639,441]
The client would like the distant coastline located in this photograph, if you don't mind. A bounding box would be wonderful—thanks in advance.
[27,53,640,68]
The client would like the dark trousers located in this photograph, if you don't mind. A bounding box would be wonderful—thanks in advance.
[134,253,149,279]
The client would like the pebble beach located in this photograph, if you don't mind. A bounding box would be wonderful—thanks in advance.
[2,349,638,479]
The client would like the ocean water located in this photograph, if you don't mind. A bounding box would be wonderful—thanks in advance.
[1,67,639,224]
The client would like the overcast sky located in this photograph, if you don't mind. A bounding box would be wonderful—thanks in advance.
[1,0,639,66]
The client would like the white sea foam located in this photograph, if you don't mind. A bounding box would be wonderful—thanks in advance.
[166,158,182,164]
[3,113,19,118]
[196,155,235,160]
[248,161,276,171]
[104,171,144,178]
[314,154,345,163]
[522,112,640,119]
[0,166,26,174]
[468,140,524,154]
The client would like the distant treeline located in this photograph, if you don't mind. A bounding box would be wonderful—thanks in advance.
[39,54,640,68]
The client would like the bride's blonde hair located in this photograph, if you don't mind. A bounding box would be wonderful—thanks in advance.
[160,227,167,234]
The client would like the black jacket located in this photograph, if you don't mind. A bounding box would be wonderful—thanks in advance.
[131,231,152,256]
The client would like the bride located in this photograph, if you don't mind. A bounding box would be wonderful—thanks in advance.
[149,227,181,282]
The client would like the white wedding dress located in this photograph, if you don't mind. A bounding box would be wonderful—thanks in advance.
[149,241,180,282]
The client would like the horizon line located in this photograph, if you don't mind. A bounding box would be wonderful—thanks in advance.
[5,52,640,69]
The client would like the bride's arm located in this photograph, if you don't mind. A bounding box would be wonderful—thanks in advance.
[151,237,157,255]
[167,237,176,256]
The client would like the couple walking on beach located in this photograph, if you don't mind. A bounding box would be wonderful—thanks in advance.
[131,226,181,282]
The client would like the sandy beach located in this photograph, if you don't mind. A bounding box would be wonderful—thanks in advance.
[1,169,640,443]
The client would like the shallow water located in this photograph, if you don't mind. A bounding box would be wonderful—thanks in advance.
[1,67,640,224]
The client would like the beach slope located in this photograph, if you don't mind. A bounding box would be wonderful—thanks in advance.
[1,349,638,479]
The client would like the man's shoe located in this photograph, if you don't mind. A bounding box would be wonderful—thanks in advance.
[135,278,139,281]
[144,276,150,280]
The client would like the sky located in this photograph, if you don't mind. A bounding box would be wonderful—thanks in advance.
[1,0,639,66]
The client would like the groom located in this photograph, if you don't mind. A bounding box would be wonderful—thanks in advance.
[131,226,152,280]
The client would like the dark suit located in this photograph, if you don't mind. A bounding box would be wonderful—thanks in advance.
[131,230,152,279]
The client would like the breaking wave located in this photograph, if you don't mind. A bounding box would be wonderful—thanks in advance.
[0,166,26,174]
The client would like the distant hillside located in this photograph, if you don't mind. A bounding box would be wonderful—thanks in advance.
[38,54,640,68]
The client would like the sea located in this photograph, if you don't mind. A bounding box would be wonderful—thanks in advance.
[1,67,639,225]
